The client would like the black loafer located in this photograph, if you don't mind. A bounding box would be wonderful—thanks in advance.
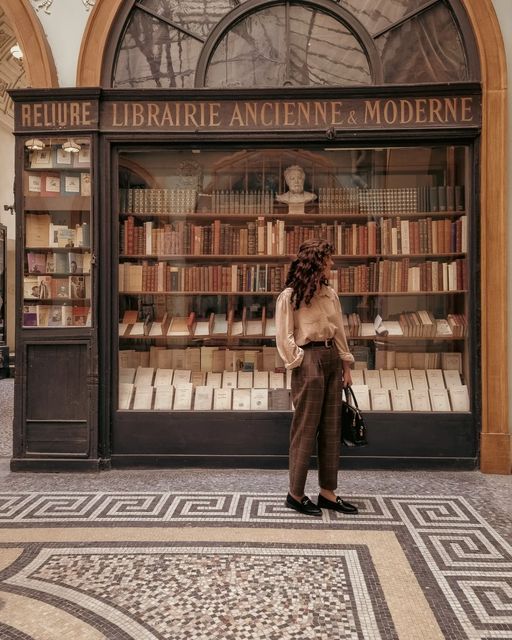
[317,494,358,514]
[285,493,322,516]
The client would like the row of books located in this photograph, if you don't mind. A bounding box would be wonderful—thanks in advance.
[26,215,90,249]
[356,186,464,214]
[208,190,275,215]
[119,216,466,257]
[119,188,197,214]
[121,366,290,389]
[23,304,91,327]
[348,384,469,412]
[27,251,91,275]
[344,312,467,338]
[118,258,467,294]
[28,146,91,170]
[120,310,275,338]
[24,275,89,300]
[119,384,290,411]
[26,171,91,197]
[349,367,463,391]
[372,351,462,372]
[119,346,285,372]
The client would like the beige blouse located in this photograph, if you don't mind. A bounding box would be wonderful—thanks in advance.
[275,286,355,369]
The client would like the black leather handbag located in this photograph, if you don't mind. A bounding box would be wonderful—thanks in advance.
[341,386,368,447]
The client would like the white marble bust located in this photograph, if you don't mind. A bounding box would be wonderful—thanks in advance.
[276,165,317,207]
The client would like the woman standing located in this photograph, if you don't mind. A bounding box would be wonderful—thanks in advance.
[275,239,358,517]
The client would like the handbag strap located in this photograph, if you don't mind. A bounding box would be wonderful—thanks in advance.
[343,385,360,410]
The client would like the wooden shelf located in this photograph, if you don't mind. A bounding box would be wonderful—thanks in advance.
[25,196,90,211]
[25,246,91,252]
[347,335,466,341]
[119,253,466,261]
[119,290,467,296]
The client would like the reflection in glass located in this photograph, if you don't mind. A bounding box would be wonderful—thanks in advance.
[376,3,467,83]
[141,0,235,40]
[114,10,203,88]
[206,5,371,88]
[338,0,431,36]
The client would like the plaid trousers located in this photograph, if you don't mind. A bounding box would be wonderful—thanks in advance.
[289,345,343,496]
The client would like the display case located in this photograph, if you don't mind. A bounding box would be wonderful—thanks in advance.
[0,222,6,345]
[21,137,92,328]
[116,144,472,418]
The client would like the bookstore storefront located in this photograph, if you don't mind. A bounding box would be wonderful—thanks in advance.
[10,0,495,471]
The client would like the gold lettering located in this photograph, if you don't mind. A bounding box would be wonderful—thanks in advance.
[82,102,92,126]
[330,101,344,125]
[314,101,327,126]
[33,104,42,127]
[229,103,245,127]
[132,103,144,127]
[428,98,444,123]
[161,103,175,127]
[21,104,31,127]
[297,102,310,126]
[147,103,160,127]
[112,103,123,127]
[244,102,258,127]
[209,103,221,127]
[184,103,199,127]
[42,103,52,127]
[198,102,206,127]
[364,100,381,124]
[175,102,182,127]
[70,103,80,125]
[415,98,427,123]
[283,102,296,126]
[444,98,457,122]
[461,97,473,122]
[260,102,273,127]
[399,99,414,124]
[383,100,398,124]
[57,102,68,126]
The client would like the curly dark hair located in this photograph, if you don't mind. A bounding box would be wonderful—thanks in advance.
[285,238,334,310]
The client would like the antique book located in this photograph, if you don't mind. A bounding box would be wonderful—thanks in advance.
[410,389,432,411]
[185,347,201,372]
[426,369,446,389]
[237,371,253,389]
[268,388,291,410]
[154,368,174,387]
[443,369,462,388]
[349,369,365,386]
[221,371,238,389]
[390,389,412,411]
[167,316,190,336]
[173,369,192,386]
[429,389,451,411]
[395,369,413,391]
[448,385,470,411]
[410,369,428,390]
[133,386,154,410]
[193,385,214,410]
[190,371,207,387]
[134,367,155,387]
[250,388,269,410]
[363,369,381,389]
[27,252,47,275]
[213,388,232,410]
[148,321,164,337]
[173,384,193,410]
[154,386,174,410]
[211,313,229,335]
[206,372,222,388]
[253,371,269,388]
[118,383,134,410]
[26,213,51,248]
[23,276,39,299]
[370,389,391,411]
[129,322,145,337]
[349,385,370,411]
[379,369,397,390]
[269,372,285,389]
[441,352,462,372]
[232,388,251,410]
[119,368,136,384]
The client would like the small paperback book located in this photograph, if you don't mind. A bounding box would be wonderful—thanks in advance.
[410,389,432,411]
[379,369,397,390]
[429,389,451,411]
[253,371,269,388]
[173,384,193,410]
[133,386,154,410]
[237,371,253,389]
[173,369,192,386]
[250,388,269,410]
[448,385,470,411]
[349,385,370,411]
[213,388,232,410]
[134,366,155,387]
[154,368,174,387]
[426,369,446,390]
[193,386,214,410]
[370,389,391,411]
[118,383,134,410]
[269,388,291,410]
[154,386,174,411]
[206,372,222,388]
[269,371,285,389]
[411,369,429,390]
[443,369,462,388]
[222,371,238,389]
[390,389,412,411]
[232,389,251,410]
[395,369,413,391]
[363,369,381,390]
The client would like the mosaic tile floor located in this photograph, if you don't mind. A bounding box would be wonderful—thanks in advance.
[0,487,510,640]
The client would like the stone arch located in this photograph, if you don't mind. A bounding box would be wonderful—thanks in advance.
[1,0,57,87]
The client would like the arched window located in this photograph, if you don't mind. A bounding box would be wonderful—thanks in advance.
[109,0,479,88]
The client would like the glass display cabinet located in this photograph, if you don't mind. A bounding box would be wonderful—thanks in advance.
[116,144,471,416]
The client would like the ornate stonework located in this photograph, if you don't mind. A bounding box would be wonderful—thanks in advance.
[0,8,27,129]
[30,0,96,14]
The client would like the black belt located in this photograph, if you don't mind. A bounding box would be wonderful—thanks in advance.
[302,339,333,349]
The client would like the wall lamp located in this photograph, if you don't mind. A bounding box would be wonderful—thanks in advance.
[62,139,81,154]
[10,44,23,60]
[25,138,45,151]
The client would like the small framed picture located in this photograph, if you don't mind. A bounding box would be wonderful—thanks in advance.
[55,147,73,166]
[30,149,53,169]
[74,145,91,168]
[63,175,81,194]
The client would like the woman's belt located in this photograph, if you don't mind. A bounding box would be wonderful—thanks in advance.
[301,339,333,348]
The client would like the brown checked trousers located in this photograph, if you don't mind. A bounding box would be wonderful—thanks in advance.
[289,343,343,496]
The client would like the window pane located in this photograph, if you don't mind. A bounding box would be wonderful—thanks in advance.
[206,5,370,88]
[338,0,432,36]
[114,10,202,88]
[376,3,467,83]
[140,0,235,40]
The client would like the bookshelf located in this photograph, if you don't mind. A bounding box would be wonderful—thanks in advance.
[21,137,92,328]
[0,223,6,345]
[117,145,471,414]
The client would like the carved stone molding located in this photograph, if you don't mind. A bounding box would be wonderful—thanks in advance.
[30,0,96,14]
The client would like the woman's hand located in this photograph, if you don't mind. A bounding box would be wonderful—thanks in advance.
[342,366,353,388]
